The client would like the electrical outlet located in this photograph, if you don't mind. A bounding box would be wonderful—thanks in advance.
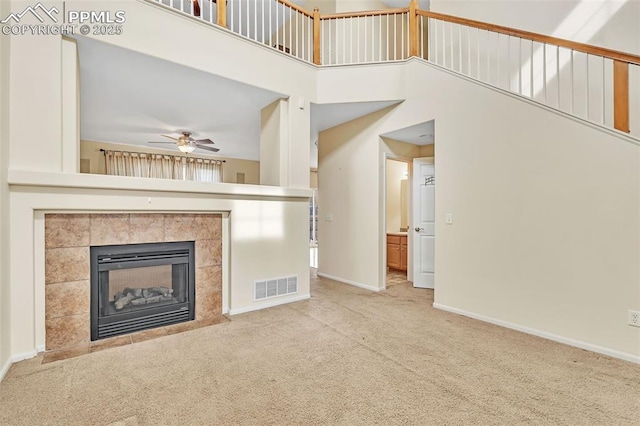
[628,310,640,327]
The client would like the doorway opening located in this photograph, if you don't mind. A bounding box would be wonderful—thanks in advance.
[310,168,318,268]
[385,158,410,287]
[380,120,436,290]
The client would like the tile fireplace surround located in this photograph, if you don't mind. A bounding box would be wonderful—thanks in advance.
[44,213,224,362]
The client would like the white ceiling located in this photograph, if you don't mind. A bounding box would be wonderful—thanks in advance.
[311,100,401,134]
[380,120,435,145]
[309,100,402,167]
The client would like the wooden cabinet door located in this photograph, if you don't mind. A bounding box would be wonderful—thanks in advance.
[387,243,401,269]
[400,243,407,271]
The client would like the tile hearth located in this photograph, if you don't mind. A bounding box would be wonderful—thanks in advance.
[43,213,224,362]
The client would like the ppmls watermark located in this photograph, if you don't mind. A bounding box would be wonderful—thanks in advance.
[1,2,126,36]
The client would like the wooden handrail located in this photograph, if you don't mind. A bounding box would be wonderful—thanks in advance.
[321,8,408,20]
[417,10,640,66]
[275,0,314,17]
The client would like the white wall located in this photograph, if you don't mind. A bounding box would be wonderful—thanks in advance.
[318,106,393,291]
[261,98,289,185]
[386,159,407,232]
[411,60,640,360]
[317,60,640,360]
[429,0,640,55]
[334,0,389,13]
[0,0,11,378]
[9,31,62,172]
[302,0,336,14]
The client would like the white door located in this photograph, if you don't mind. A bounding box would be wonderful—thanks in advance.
[412,158,435,289]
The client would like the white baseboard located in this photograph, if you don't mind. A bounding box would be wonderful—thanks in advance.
[12,350,38,363]
[317,273,382,292]
[433,303,640,365]
[0,357,11,382]
[229,294,310,315]
[0,349,40,382]
[36,345,45,353]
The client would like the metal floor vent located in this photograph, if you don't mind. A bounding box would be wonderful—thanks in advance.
[254,276,298,301]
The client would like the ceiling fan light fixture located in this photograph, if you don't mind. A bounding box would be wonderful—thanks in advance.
[178,144,195,153]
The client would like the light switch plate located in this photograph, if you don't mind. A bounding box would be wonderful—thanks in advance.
[445,213,453,224]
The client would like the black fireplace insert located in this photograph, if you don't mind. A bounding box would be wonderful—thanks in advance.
[90,241,195,340]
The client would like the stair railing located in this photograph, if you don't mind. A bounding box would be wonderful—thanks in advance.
[416,9,639,135]
[151,0,639,136]
[319,8,410,65]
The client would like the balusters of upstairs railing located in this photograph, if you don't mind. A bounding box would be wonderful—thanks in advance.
[416,10,638,137]
[219,0,315,62]
[319,9,410,65]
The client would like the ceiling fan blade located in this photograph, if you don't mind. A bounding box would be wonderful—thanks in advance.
[161,133,181,141]
[148,141,176,144]
[196,145,220,152]
[194,138,214,144]
[193,0,201,16]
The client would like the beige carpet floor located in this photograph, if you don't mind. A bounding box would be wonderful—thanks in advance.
[1,269,639,425]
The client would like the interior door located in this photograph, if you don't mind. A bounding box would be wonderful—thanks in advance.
[412,158,435,289]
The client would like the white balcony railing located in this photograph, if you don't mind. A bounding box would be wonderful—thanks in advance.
[320,9,410,65]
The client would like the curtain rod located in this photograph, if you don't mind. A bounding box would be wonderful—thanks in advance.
[99,148,226,162]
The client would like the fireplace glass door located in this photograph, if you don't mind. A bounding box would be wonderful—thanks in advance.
[91,241,195,340]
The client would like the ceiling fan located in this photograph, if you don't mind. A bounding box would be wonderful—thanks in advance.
[148,131,220,153]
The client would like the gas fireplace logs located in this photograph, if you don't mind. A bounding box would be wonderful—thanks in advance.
[113,287,174,310]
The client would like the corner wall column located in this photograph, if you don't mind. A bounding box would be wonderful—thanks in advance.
[260,98,290,186]
[62,38,79,173]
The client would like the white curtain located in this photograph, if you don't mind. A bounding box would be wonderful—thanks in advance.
[185,157,223,183]
[172,156,186,180]
[104,151,150,177]
[104,150,223,183]
[148,154,174,179]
